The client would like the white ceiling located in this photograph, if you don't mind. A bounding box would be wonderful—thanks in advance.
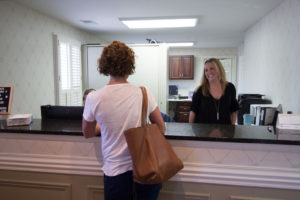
[10,0,283,47]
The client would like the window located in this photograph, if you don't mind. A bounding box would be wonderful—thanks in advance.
[54,35,82,106]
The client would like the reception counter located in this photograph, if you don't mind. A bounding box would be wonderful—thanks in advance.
[1,119,300,200]
[1,119,298,145]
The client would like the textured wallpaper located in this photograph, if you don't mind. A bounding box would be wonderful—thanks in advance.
[238,0,300,114]
[168,47,238,96]
[0,1,106,118]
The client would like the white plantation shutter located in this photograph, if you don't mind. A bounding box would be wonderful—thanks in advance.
[71,46,81,88]
[57,39,82,106]
[59,43,70,90]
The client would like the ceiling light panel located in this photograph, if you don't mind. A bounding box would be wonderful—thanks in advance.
[121,18,197,29]
[165,42,194,47]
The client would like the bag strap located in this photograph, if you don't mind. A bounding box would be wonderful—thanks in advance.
[140,86,148,127]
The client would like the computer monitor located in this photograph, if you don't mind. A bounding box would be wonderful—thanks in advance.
[169,85,178,96]
[41,105,84,120]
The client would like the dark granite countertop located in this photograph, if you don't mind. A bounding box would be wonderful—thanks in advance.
[0,119,82,136]
[0,119,299,145]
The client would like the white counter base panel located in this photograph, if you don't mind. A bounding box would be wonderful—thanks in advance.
[1,132,300,191]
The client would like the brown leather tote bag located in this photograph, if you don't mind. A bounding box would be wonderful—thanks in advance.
[124,87,184,184]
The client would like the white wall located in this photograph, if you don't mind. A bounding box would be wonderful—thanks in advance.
[129,44,168,113]
[168,47,238,96]
[0,1,106,118]
[238,0,300,114]
[83,44,168,113]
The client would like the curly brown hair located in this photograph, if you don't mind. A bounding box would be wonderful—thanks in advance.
[98,41,135,77]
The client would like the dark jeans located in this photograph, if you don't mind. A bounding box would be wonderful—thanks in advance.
[104,170,161,200]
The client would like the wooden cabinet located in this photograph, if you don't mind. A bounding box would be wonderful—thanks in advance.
[169,55,194,79]
[175,101,192,122]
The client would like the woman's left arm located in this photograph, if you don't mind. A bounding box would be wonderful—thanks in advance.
[229,83,238,125]
[82,119,97,138]
[231,111,237,125]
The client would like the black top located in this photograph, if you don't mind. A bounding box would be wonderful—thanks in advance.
[191,82,239,124]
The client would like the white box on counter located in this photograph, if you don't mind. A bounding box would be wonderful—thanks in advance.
[6,114,33,126]
[276,114,300,130]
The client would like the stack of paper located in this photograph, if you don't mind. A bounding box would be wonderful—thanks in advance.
[6,114,33,126]
[276,114,300,130]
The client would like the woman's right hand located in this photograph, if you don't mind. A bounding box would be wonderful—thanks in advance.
[189,111,195,123]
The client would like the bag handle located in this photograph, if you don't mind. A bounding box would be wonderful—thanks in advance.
[140,86,148,127]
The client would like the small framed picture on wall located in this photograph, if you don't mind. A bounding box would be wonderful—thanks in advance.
[0,85,13,115]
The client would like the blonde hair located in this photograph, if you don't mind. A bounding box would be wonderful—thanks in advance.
[197,58,227,96]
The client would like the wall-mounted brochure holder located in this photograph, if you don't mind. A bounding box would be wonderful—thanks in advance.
[0,85,13,115]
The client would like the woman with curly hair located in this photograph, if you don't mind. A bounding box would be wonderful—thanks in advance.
[189,58,238,124]
[82,41,165,200]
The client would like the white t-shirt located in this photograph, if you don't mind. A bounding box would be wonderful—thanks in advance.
[83,83,157,176]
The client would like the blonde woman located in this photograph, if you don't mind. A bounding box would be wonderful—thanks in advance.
[189,58,238,124]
